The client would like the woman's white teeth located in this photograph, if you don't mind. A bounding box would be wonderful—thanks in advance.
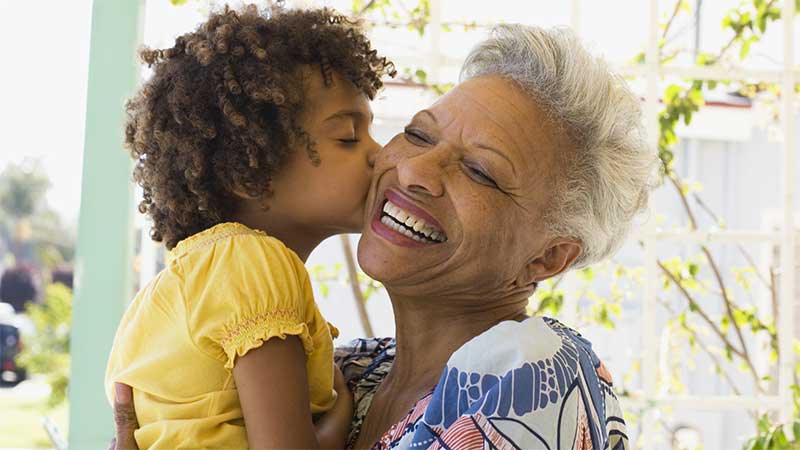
[381,200,447,243]
[381,216,423,241]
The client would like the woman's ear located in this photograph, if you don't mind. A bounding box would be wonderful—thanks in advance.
[516,238,582,287]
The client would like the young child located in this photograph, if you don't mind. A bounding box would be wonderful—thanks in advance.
[105,5,394,449]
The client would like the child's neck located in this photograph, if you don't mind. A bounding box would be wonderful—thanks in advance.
[259,227,323,263]
[232,208,326,263]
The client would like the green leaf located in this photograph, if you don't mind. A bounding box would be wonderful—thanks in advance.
[743,437,759,450]
[721,315,730,333]
[578,267,595,282]
[740,36,754,60]
[414,69,428,84]
[664,84,683,104]
[688,87,705,105]
[170,0,189,5]
[721,13,732,30]
[687,262,700,277]
[320,283,329,298]
[756,13,768,33]
[363,284,376,302]
[774,429,789,447]
[741,12,752,28]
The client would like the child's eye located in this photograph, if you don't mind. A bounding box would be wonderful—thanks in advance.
[338,138,360,144]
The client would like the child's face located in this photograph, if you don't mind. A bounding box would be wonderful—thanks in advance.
[266,69,379,235]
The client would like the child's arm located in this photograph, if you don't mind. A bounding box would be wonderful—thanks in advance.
[315,367,354,448]
[233,335,319,449]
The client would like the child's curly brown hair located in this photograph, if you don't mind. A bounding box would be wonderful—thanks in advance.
[125,4,395,250]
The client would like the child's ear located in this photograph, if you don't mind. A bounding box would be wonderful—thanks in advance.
[515,238,582,287]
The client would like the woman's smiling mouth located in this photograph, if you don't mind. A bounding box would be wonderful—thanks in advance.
[371,190,448,246]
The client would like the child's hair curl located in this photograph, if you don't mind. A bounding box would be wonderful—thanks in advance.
[125,4,395,249]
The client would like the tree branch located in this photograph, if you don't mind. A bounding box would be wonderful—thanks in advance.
[657,297,744,396]
[340,235,375,337]
[657,260,741,357]
[700,244,755,366]
[692,192,771,288]
[667,170,762,388]
[668,172,699,229]
[713,0,779,63]
[355,0,377,17]
[662,0,685,41]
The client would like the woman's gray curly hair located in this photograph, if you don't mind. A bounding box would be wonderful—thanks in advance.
[461,24,660,269]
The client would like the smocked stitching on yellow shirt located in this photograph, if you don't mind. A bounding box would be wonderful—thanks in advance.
[221,308,301,344]
[168,224,269,262]
[220,308,314,369]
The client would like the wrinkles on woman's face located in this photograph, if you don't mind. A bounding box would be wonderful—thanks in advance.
[357,75,572,303]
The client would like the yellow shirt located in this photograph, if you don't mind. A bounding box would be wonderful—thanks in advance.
[105,222,338,449]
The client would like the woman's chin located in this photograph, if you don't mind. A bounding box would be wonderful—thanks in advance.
[355,224,437,285]
[356,229,402,283]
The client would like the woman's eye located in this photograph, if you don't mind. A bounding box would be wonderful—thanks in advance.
[338,138,360,144]
[464,164,498,188]
[403,128,430,145]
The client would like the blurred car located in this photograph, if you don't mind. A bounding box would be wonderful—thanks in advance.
[0,301,27,385]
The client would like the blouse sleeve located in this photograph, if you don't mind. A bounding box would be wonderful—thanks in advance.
[410,365,629,450]
[408,318,630,450]
[182,233,315,370]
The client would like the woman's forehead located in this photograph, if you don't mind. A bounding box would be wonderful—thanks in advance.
[428,76,568,177]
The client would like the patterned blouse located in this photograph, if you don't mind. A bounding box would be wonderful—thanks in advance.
[335,316,629,450]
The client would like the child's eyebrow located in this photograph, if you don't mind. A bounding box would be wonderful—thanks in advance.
[324,109,374,124]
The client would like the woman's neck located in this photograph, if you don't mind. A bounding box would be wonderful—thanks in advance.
[383,292,529,392]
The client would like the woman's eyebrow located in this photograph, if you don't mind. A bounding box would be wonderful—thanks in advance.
[414,109,437,124]
[473,142,517,176]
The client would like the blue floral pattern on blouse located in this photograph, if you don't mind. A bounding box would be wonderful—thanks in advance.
[336,317,629,450]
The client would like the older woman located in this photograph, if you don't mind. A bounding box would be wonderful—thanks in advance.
[114,24,655,450]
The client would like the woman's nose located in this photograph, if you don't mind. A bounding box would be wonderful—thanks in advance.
[396,148,445,197]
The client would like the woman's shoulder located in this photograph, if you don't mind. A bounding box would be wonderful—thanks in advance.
[409,316,628,450]
[447,315,600,370]
[445,315,616,402]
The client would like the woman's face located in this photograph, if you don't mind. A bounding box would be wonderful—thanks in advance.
[357,75,580,301]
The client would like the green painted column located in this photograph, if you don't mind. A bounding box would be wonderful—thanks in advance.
[69,1,143,448]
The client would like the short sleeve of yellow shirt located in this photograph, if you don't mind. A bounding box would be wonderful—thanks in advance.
[105,223,339,450]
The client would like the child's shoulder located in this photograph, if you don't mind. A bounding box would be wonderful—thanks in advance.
[167,222,308,293]
[168,222,299,264]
